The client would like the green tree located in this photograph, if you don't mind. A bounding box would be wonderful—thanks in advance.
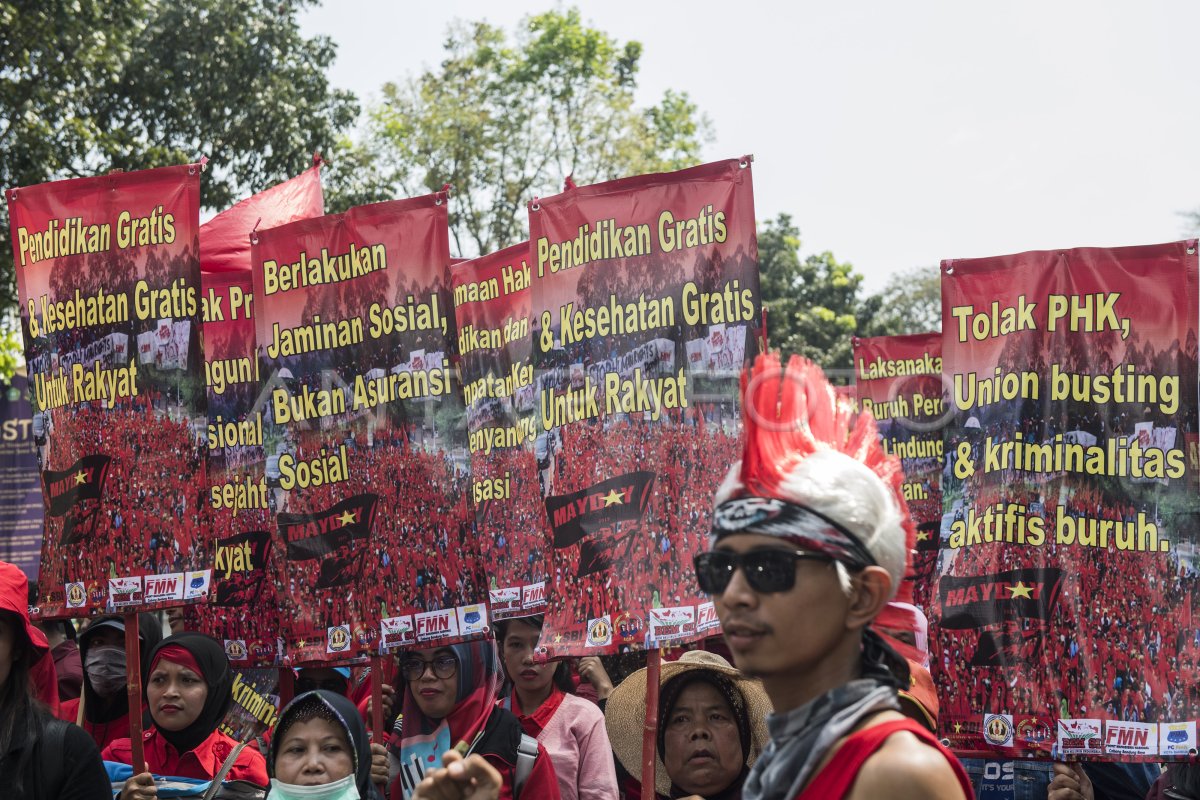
[1,0,358,309]
[757,213,872,374]
[335,8,711,255]
[859,265,942,337]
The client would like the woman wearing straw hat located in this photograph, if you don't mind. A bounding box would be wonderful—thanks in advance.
[604,650,771,800]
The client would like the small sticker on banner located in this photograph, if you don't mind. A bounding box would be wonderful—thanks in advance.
[108,576,144,608]
[457,604,487,635]
[696,601,720,634]
[1057,719,1104,756]
[224,640,249,662]
[1104,721,1157,756]
[184,570,211,600]
[415,609,459,642]
[521,582,547,609]
[648,606,696,644]
[144,573,185,603]
[381,616,416,649]
[1014,716,1054,752]
[983,714,1014,747]
[586,616,612,647]
[489,588,521,615]
[1159,721,1196,756]
[65,582,87,609]
[326,624,352,654]
[613,611,645,645]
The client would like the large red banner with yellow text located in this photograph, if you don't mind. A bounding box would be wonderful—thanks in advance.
[8,165,209,617]
[937,241,1200,760]
[853,333,944,608]
[253,194,484,664]
[452,243,550,619]
[528,158,760,655]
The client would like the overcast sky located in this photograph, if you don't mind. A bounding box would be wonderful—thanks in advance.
[300,1,1200,292]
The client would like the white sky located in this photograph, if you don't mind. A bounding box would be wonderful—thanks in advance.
[300,1,1200,292]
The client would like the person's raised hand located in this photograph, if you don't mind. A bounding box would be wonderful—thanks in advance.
[367,683,396,720]
[1048,762,1093,800]
[576,656,614,699]
[120,772,158,800]
[370,741,389,787]
[410,750,502,800]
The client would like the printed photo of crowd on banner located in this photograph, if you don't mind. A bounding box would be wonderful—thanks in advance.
[5,13,1200,799]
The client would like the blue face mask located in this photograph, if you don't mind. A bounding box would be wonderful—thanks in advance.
[268,775,360,800]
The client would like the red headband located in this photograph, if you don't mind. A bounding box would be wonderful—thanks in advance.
[151,643,203,677]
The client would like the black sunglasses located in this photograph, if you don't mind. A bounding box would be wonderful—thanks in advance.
[693,549,834,594]
[400,653,458,682]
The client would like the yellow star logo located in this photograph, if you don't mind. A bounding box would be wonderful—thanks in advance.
[297,639,307,648]
[916,531,930,542]
[73,470,87,485]
[1008,582,1033,599]
[338,510,356,526]
[954,722,963,733]
[554,634,563,643]
[602,489,624,507]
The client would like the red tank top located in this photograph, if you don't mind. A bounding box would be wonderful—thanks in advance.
[794,718,973,800]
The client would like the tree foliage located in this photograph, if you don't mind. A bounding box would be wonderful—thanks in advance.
[1,0,358,308]
[859,265,942,338]
[334,8,711,256]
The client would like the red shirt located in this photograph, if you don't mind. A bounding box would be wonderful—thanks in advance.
[57,697,131,751]
[102,728,268,785]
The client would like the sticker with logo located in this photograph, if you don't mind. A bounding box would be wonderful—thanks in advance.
[415,609,459,642]
[1158,721,1197,756]
[457,604,487,636]
[326,624,352,654]
[108,577,144,608]
[586,616,613,648]
[489,588,521,616]
[381,616,416,649]
[696,601,720,634]
[648,606,697,644]
[521,582,547,609]
[65,582,87,609]
[1104,721,1158,756]
[613,611,645,645]
[224,640,249,662]
[1056,719,1104,756]
[184,570,212,600]
[983,714,1014,747]
[1014,716,1053,753]
[144,573,185,604]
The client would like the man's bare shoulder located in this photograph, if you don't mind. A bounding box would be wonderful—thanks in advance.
[845,729,969,800]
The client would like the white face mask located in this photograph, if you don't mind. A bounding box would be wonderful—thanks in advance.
[268,775,360,800]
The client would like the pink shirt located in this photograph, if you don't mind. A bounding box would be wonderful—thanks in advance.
[536,693,619,800]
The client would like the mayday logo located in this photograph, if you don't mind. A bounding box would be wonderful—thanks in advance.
[1057,719,1103,755]
[982,714,1013,747]
[546,472,656,548]
[613,611,645,645]
[144,573,184,604]
[224,640,248,662]
[1159,721,1196,755]
[1104,722,1157,756]
[489,588,521,614]
[282,494,378,589]
[382,616,416,649]
[44,454,112,545]
[649,606,696,643]
[696,602,720,633]
[65,582,87,609]
[184,570,211,600]
[939,568,1063,667]
[108,577,143,608]
[458,605,487,635]
[326,624,351,654]
[1015,717,1053,751]
[416,610,459,642]
[522,582,546,609]
[586,616,613,648]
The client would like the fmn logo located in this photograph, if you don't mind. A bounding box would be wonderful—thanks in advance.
[983,714,1013,747]
[327,624,351,653]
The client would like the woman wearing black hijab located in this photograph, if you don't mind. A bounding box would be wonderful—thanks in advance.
[269,690,384,800]
[105,632,268,798]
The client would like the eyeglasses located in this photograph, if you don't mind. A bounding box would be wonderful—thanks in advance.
[399,654,458,682]
[693,549,833,595]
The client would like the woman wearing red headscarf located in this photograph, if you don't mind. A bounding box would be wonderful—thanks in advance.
[104,632,268,799]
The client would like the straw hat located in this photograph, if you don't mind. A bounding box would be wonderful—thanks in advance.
[605,651,772,797]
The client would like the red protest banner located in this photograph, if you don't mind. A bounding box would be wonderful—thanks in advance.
[8,164,209,617]
[937,241,1200,760]
[528,158,761,655]
[452,243,549,619]
[853,333,944,607]
[252,194,484,664]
